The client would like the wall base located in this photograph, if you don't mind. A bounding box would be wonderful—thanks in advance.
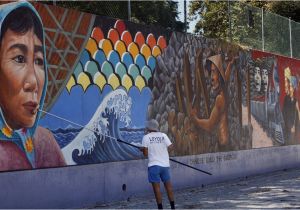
[0,145,299,208]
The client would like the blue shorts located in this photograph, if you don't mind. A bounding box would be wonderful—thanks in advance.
[148,165,171,183]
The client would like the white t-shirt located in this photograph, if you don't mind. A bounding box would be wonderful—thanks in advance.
[142,132,172,167]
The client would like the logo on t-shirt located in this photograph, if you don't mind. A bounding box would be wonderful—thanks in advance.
[149,136,164,144]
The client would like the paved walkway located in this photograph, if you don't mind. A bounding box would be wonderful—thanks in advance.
[93,168,300,209]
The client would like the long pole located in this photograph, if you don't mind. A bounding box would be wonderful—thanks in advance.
[289,17,293,58]
[169,158,212,175]
[116,137,212,175]
[40,110,212,176]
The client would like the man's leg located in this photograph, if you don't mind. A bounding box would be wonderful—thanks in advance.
[149,166,163,209]
[164,181,175,209]
[160,167,175,209]
[152,182,163,209]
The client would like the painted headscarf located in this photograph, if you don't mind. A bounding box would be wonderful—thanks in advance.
[0,1,48,167]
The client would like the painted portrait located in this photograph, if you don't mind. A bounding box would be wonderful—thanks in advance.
[0,1,65,171]
[250,50,300,148]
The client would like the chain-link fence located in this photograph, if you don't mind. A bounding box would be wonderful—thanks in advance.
[50,1,299,59]
[96,0,300,59]
[291,19,300,58]
[228,1,298,58]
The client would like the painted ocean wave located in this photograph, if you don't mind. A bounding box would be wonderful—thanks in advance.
[52,127,82,148]
[60,89,144,165]
[53,127,145,149]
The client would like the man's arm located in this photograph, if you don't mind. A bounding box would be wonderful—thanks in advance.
[140,147,148,157]
[141,136,148,157]
[168,144,174,154]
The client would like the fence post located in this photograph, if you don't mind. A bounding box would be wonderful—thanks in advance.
[261,7,264,51]
[128,0,131,21]
[184,0,187,34]
[289,17,293,58]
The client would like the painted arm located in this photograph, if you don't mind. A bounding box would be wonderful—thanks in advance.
[297,101,300,121]
[225,57,238,82]
[190,95,225,132]
[292,101,300,133]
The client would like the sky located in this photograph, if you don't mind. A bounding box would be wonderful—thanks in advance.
[176,0,199,33]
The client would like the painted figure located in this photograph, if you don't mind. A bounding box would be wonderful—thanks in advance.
[0,1,65,171]
[141,119,175,209]
[254,67,262,92]
[282,67,300,144]
[190,54,235,151]
[262,68,268,92]
[265,60,285,144]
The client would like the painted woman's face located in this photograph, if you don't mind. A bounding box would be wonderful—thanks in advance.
[0,28,45,129]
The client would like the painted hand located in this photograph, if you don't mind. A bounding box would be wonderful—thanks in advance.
[190,108,198,123]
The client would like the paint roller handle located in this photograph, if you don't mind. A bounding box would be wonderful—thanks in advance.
[116,138,141,149]
[117,138,212,175]
[169,158,212,175]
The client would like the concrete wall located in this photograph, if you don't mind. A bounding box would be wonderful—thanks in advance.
[0,2,300,208]
[0,145,299,208]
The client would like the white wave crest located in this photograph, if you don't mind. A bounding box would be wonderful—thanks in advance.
[62,89,132,165]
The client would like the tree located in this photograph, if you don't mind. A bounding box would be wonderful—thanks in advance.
[189,1,268,38]
[189,1,229,39]
[131,1,185,32]
[189,1,300,57]
[267,1,300,22]
[189,1,300,36]
[45,1,185,32]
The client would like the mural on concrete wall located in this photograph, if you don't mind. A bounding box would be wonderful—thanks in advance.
[151,33,252,155]
[38,7,170,165]
[0,1,299,172]
[251,50,300,147]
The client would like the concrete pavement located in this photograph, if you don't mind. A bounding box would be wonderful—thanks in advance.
[92,167,300,209]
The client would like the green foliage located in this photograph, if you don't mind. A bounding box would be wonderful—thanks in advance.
[43,1,128,19]
[189,1,228,38]
[267,1,300,22]
[189,0,266,39]
[189,1,300,57]
[44,0,185,32]
[230,1,263,49]
[131,0,185,32]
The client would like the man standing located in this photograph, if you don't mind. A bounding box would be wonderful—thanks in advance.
[141,119,175,209]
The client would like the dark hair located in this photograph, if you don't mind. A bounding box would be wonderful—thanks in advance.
[0,7,43,43]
